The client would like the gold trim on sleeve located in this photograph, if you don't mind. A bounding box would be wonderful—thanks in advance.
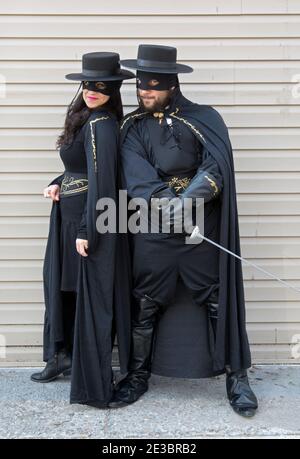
[89,116,110,173]
[204,175,219,196]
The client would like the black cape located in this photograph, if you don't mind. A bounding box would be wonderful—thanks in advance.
[119,89,251,375]
[43,110,132,407]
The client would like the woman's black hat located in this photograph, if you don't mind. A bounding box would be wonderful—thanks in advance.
[120,44,193,74]
[65,52,135,81]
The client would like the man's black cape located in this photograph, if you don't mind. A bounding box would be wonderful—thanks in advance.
[43,110,131,407]
[119,88,252,376]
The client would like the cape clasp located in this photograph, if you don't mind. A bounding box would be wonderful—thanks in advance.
[153,112,164,125]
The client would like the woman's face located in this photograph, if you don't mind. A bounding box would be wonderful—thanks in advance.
[82,81,110,109]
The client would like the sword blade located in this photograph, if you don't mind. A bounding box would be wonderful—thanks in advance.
[190,226,300,295]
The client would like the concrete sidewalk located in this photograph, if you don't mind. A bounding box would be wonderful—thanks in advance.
[0,365,299,439]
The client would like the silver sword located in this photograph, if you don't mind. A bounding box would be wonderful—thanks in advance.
[189,226,300,295]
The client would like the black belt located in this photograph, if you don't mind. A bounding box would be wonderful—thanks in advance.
[60,171,88,198]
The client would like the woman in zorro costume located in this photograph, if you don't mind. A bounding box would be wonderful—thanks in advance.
[109,44,258,417]
[31,52,135,408]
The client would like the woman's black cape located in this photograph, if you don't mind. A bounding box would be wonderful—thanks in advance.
[119,90,252,376]
[43,110,132,407]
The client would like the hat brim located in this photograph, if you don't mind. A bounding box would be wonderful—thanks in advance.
[120,59,193,74]
[65,69,135,81]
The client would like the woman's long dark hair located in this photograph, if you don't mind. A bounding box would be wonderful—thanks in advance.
[56,84,124,148]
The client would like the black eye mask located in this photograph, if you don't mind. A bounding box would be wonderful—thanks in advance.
[82,80,122,95]
[136,71,178,91]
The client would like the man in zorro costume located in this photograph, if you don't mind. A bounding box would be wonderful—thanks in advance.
[109,44,258,416]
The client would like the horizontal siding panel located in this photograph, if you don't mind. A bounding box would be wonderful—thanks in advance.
[0,196,51,216]
[0,280,299,303]
[3,302,300,325]
[1,195,299,217]
[241,238,300,258]
[1,172,300,194]
[1,259,299,281]
[0,304,44,324]
[0,152,61,172]
[0,283,43,303]
[248,323,300,344]
[239,215,300,236]
[0,344,296,366]
[0,83,298,106]
[236,172,300,192]
[1,1,300,15]
[1,39,300,61]
[1,237,300,260]
[2,61,300,84]
[2,150,300,173]
[2,15,300,38]
[244,280,300,301]
[0,240,45,259]
[2,323,300,347]
[3,107,300,128]
[237,195,300,215]
[246,303,300,322]
[250,344,297,362]
[0,324,42,345]
[234,151,300,171]
[1,215,300,238]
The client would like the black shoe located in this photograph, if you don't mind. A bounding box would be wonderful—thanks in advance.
[226,368,258,417]
[108,373,149,408]
[31,348,72,383]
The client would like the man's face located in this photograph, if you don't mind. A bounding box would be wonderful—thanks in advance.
[137,87,175,113]
[136,71,177,112]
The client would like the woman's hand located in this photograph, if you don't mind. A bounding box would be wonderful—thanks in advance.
[76,238,88,257]
[43,184,60,201]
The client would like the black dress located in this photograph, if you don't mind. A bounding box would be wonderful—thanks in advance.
[58,127,88,292]
[43,109,132,407]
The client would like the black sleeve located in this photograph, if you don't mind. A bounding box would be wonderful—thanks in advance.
[47,173,64,187]
[121,124,175,203]
[78,114,119,248]
[77,202,87,240]
[181,147,223,204]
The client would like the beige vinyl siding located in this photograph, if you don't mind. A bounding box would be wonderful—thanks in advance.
[0,0,300,366]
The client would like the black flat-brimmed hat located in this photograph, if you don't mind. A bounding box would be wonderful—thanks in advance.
[65,52,135,81]
[120,44,193,74]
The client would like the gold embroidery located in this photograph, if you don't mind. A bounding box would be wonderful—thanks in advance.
[168,176,191,193]
[60,175,88,196]
[169,107,206,144]
[120,112,148,131]
[204,175,219,195]
[60,185,89,196]
[89,116,110,172]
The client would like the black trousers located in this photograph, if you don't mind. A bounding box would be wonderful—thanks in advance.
[132,201,221,307]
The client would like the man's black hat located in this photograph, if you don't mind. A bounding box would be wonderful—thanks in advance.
[65,52,135,81]
[120,44,193,74]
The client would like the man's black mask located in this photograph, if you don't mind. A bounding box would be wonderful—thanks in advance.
[136,71,178,91]
[82,80,121,96]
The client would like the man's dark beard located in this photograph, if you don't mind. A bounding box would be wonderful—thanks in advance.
[138,91,173,113]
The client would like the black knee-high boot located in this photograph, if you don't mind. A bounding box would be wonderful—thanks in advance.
[109,295,160,408]
[207,300,258,418]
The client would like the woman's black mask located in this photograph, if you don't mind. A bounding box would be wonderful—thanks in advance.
[82,80,121,96]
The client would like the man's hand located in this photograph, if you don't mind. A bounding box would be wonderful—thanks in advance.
[76,238,88,257]
[43,185,60,201]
